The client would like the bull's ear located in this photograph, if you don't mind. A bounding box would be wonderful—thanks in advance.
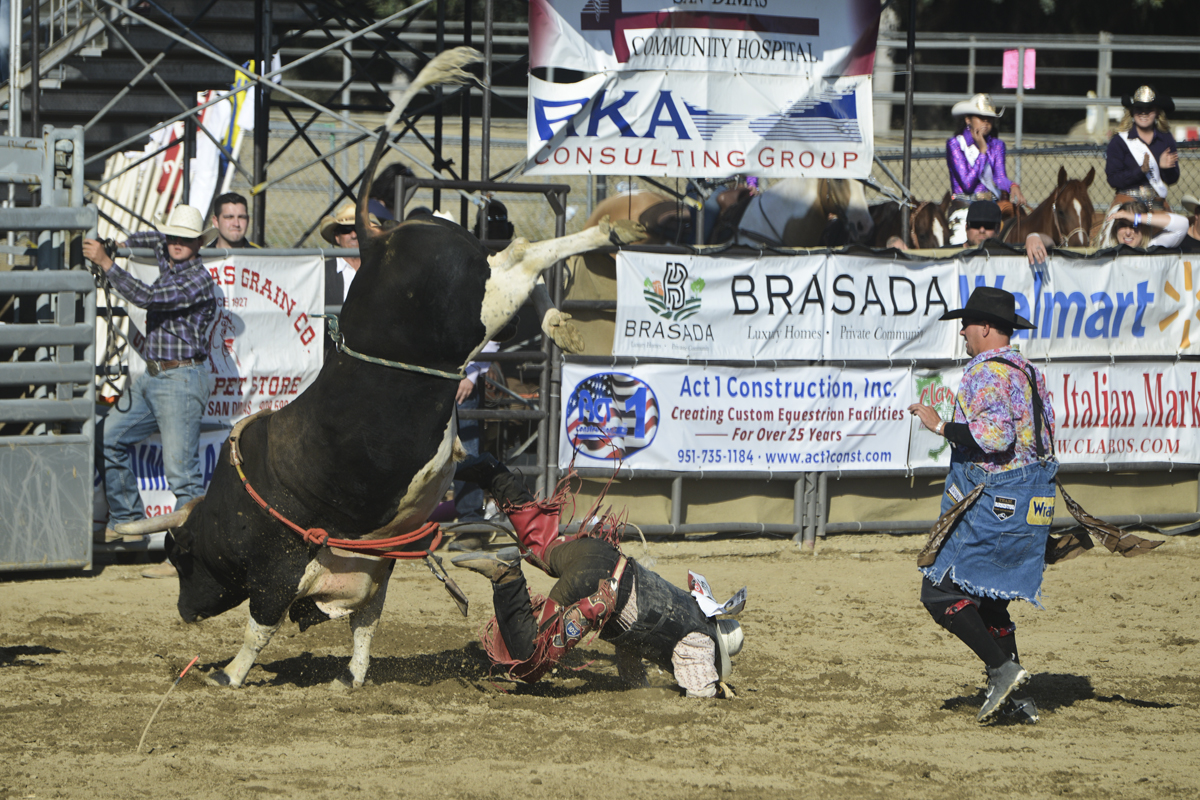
[168,527,194,555]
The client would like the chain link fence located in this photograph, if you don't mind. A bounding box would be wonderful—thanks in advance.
[871,140,1200,211]
[239,127,1200,247]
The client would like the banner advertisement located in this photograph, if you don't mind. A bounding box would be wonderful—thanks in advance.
[562,360,1200,473]
[124,254,324,426]
[614,251,1200,361]
[94,429,230,523]
[526,72,873,179]
[525,0,880,179]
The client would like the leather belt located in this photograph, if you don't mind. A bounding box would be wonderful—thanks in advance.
[146,357,203,377]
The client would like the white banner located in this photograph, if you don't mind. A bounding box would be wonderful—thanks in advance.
[526,72,873,179]
[562,361,1200,473]
[531,0,882,78]
[560,363,909,471]
[526,0,879,179]
[124,254,324,425]
[614,251,1200,360]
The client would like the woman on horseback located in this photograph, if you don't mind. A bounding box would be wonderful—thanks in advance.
[1105,86,1179,212]
[945,94,1026,245]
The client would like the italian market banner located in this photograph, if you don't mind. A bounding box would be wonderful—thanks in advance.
[122,254,324,426]
[908,362,1200,471]
[561,361,1200,473]
[525,0,880,178]
[614,251,1200,361]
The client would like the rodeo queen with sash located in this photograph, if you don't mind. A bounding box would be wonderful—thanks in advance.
[449,455,745,698]
[945,94,1026,245]
[907,287,1053,724]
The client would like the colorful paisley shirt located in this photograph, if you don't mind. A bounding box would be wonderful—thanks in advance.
[952,345,1055,473]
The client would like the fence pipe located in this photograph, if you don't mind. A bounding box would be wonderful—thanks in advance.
[792,476,806,545]
[670,476,683,527]
[816,472,829,540]
[805,471,819,549]
[826,512,1200,535]
[899,0,915,247]
[1015,46,1025,184]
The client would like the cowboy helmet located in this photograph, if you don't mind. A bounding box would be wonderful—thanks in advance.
[319,200,380,244]
[1122,85,1174,115]
[713,619,744,680]
[159,204,215,242]
[951,93,1003,118]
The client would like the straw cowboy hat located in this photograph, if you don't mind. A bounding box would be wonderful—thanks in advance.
[159,204,215,241]
[713,618,744,681]
[951,93,1003,118]
[1122,85,1175,115]
[320,201,380,244]
[1182,195,1200,216]
[940,286,1036,330]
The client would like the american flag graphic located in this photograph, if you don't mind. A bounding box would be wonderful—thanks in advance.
[564,372,659,460]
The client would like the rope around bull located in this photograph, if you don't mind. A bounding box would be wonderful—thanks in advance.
[311,313,465,381]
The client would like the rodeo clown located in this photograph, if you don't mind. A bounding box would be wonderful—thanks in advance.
[907,287,1161,724]
[906,287,1055,724]
[450,455,745,697]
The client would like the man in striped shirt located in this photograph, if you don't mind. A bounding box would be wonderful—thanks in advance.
[84,205,217,556]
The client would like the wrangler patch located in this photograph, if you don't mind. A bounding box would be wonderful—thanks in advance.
[1027,496,1055,525]
[992,495,1016,521]
[947,483,965,504]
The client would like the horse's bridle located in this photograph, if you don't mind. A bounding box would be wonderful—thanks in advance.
[1051,186,1090,247]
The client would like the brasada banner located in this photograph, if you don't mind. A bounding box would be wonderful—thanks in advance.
[614,251,1200,361]
[526,0,880,178]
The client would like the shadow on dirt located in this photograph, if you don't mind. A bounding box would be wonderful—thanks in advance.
[940,671,1177,713]
[246,643,632,696]
[0,644,63,667]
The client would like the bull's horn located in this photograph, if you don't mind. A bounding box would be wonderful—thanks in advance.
[357,47,483,242]
[113,505,193,535]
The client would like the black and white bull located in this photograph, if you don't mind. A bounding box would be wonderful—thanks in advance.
[117,48,643,689]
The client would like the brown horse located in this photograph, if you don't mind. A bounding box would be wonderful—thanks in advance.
[869,200,950,248]
[1002,167,1096,247]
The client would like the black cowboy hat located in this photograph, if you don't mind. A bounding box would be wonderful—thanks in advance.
[940,286,1036,330]
[1122,85,1175,115]
[965,200,1002,228]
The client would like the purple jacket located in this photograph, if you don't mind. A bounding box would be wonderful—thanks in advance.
[946,129,1014,195]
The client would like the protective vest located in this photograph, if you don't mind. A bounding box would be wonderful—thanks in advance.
[602,561,717,673]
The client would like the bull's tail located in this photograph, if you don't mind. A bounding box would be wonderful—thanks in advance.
[112,497,201,535]
[357,47,483,241]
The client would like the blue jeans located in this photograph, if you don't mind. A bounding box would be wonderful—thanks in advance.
[454,387,485,521]
[102,364,210,525]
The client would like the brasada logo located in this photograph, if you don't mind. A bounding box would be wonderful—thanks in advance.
[644,262,704,321]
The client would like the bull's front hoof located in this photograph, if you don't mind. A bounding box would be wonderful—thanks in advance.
[204,669,237,688]
[331,668,360,690]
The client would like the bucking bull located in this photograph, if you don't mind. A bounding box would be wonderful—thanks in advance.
[116,47,644,689]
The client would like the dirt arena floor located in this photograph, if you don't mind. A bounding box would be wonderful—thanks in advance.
[2,531,1198,800]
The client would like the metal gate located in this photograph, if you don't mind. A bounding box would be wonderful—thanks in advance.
[0,125,98,571]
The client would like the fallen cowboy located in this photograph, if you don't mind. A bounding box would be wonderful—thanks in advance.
[451,455,746,697]
[908,287,1161,725]
[110,47,646,690]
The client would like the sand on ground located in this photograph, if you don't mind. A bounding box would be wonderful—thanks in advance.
[2,531,1197,800]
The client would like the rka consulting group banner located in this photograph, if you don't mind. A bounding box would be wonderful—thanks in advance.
[615,251,1200,361]
[526,0,881,178]
[561,361,1200,473]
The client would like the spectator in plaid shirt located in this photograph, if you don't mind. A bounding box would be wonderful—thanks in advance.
[84,205,217,565]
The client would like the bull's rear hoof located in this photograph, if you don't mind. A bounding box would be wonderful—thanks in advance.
[205,670,235,688]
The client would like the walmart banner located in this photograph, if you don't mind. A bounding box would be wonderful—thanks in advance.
[614,251,1199,360]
